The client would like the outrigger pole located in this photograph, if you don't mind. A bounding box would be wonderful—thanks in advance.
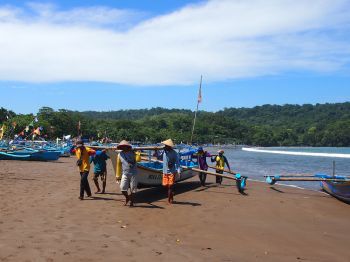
[264,174,349,185]
[190,75,202,145]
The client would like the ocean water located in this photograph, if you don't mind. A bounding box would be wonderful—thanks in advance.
[206,147,350,191]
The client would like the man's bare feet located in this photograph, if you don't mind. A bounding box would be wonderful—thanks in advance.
[124,196,129,206]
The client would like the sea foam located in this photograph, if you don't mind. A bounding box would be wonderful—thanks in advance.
[242,147,350,159]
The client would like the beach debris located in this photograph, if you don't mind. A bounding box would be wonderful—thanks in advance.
[117,220,122,223]
[121,225,127,228]
[176,239,180,243]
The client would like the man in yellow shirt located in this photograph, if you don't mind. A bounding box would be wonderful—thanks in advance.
[211,150,231,185]
[74,140,96,200]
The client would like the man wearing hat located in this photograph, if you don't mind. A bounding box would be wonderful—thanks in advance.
[211,150,231,184]
[196,147,211,186]
[74,140,96,200]
[115,140,137,207]
[161,139,181,204]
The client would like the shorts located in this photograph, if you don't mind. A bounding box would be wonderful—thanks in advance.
[120,173,137,193]
[93,171,107,182]
[162,173,175,186]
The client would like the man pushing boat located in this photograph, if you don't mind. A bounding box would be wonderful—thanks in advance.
[115,140,138,207]
[90,149,109,194]
[73,140,96,200]
[161,139,181,204]
[211,150,231,185]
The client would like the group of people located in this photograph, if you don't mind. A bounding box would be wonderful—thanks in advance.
[73,138,231,206]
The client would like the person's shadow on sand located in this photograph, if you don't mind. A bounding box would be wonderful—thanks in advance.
[134,181,202,207]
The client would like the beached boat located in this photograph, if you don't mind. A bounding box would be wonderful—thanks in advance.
[320,176,350,204]
[0,149,61,161]
[265,174,350,204]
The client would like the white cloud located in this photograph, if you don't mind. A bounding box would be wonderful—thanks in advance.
[0,0,349,85]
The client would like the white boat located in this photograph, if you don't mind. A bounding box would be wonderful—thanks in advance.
[106,148,199,187]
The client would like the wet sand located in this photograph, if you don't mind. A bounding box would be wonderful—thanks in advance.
[0,158,349,262]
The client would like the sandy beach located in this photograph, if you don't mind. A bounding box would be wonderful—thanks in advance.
[0,157,349,262]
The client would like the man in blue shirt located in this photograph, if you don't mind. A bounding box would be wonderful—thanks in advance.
[90,149,109,194]
[161,139,181,204]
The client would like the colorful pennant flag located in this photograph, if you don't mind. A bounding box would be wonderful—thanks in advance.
[33,127,41,135]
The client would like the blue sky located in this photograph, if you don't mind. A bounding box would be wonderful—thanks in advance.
[0,0,349,114]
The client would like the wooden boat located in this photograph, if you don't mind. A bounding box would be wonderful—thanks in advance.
[136,159,199,187]
[106,148,199,188]
[320,176,350,204]
[0,149,61,161]
[265,174,350,204]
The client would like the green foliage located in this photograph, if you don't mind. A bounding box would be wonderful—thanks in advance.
[2,102,350,146]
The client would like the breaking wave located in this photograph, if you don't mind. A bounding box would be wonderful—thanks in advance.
[242,147,350,159]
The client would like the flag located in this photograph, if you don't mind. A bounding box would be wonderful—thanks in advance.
[0,124,5,139]
[25,126,29,132]
[197,84,202,103]
[28,121,34,127]
[33,127,41,135]
[34,117,38,122]
[197,75,202,103]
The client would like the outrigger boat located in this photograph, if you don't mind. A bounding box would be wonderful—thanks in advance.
[90,144,247,192]
[265,174,350,204]
[104,146,201,187]
[0,148,61,161]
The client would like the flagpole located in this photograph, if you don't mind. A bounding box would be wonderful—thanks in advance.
[190,75,202,145]
[77,120,81,138]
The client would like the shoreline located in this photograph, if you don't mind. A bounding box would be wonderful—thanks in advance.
[1,158,349,261]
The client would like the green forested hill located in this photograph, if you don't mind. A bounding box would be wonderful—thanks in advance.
[1,102,350,146]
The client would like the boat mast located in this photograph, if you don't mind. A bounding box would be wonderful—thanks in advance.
[190,75,202,145]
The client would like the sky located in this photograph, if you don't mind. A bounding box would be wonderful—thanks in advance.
[0,0,350,114]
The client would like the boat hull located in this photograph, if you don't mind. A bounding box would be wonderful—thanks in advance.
[136,161,199,187]
[0,150,60,161]
[321,180,350,204]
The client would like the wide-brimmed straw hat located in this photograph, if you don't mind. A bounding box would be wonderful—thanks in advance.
[117,140,132,149]
[217,149,224,154]
[161,139,174,148]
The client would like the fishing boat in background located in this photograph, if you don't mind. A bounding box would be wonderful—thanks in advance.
[0,148,61,161]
